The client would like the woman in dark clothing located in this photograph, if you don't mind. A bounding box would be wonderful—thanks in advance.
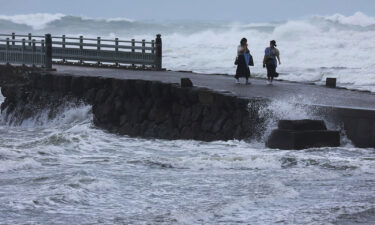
[263,40,281,85]
[235,38,252,85]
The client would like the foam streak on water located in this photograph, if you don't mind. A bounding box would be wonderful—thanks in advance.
[0,91,374,224]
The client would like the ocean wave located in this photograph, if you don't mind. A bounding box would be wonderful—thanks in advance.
[0,13,65,30]
[0,12,374,92]
[1,12,375,32]
[322,12,375,27]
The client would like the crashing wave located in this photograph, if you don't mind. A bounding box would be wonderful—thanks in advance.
[322,12,375,27]
[0,13,65,30]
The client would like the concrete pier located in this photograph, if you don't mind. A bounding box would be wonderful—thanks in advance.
[1,65,375,148]
[53,65,375,110]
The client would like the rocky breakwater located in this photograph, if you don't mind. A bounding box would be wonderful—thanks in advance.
[0,66,266,141]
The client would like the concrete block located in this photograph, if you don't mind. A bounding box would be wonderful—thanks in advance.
[266,129,340,150]
[278,120,327,131]
[181,78,193,87]
[326,78,336,88]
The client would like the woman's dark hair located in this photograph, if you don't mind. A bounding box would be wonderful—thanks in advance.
[240,38,247,45]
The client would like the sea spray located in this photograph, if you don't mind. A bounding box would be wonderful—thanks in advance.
[258,96,316,141]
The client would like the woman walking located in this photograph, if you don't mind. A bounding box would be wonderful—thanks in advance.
[235,38,253,85]
[263,40,281,85]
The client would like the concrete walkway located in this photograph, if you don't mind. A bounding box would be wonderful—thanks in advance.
[53,65,375,110]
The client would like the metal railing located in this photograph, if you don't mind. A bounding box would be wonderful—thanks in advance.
[0,34,48,68]
[0,33,162,70]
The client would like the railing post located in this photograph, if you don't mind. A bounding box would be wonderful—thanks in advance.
[142,39,146,69]
[79,35,83,64]
[62,35,66,63]
[22,38,26,65]
[28,33,32,46]
[151,40,155,68]
[32,39,36,66]
[41,40,45,66]
[5,38,9,63]
[131,39,135,67]
[97,37,101,65]
[45,34,52,70]
[155,34,162,70]
[12,32,15,46]
[115,38,119,67]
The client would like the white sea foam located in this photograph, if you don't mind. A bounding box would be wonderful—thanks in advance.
[0,158,41,172]
[323,12,375,27]
[0,13,65,30]
[105,17,134,23]
[0,89,4,106]
[4,103,92,128]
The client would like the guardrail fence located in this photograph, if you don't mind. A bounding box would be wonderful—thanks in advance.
[0,33,162,70]
[0,33,49,68]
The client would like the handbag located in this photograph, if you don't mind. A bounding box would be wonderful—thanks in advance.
[234,57,238,65]
[249,54,254,66]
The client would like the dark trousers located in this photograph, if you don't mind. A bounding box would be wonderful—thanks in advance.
[235,55,250,79]
[266,63,278,78]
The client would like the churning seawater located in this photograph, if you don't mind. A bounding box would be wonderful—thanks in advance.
[1,92,375,225]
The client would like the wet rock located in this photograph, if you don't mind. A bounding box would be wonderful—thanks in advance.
[84,88,97,104]
[150,81,162,98]
[212,114,228,133]
[93,101,114,123]
[1,85,16,98]
[201,114,215,131]
[172,103,183,115]
[181,78,193,87]
[82,76,97,91]
[41,74,54,91]
[178,108,192,128]
[119,114,128,126]
[181,126,194,139]
[199,91,215,105]
[95,89,108,104]
[71,76,84,95]
[233,126,243,139]
[114,97,123,113]
[57,75,72,93]
[148,106,168,124]
[222,119,235,134]
[191,104,203,122]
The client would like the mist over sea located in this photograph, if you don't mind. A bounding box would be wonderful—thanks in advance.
[0,12,375,225]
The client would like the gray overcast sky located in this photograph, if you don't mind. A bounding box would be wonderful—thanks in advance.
[1,0,375,22]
